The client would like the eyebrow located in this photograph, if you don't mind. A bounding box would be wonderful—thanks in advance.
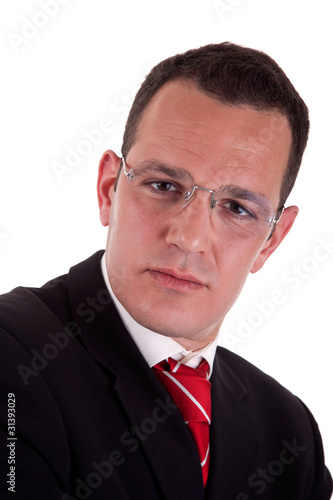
[218,185,273,213]
[134,160,194,183]
[134,160,273,213]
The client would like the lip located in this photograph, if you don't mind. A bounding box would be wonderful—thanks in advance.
[148,269,206,292]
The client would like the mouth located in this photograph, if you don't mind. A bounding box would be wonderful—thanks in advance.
[148,269,206,292]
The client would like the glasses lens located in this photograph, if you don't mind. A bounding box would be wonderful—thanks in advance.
[124,162,275,239]
[125,169,187,211]
[212,187,275,237]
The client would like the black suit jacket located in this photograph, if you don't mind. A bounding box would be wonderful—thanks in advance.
[0,251,332,499]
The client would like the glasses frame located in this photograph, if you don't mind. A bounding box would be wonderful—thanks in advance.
[121,156,285,228]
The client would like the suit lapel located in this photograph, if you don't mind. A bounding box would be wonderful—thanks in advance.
[67,251,205,500]
[205,350,263,498]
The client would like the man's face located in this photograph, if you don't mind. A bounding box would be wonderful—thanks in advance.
[98,81,296,349]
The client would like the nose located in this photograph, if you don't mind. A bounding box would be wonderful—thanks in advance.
[165,191,213,254]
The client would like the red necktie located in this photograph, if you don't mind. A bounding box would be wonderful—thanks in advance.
[153,358,211,486]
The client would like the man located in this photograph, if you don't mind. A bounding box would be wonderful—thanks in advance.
[0,42,331,499]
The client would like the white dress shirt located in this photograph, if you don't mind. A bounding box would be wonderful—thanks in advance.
[101,254,218,378]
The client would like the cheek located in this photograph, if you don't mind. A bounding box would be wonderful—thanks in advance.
[128,206,163,249]
[218,235,260,267]
[215,239,263,292]
[108,196,162,256]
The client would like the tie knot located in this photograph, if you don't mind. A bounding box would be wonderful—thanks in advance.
[169,357,210,379]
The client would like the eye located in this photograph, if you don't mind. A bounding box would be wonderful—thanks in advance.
[150,181,178,192]
[224,201,254,218]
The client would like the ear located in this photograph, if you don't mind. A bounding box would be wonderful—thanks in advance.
[250,205,299,273]
[97,150,122,226]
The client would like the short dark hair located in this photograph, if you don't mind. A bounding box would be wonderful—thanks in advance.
[121,42,309,207]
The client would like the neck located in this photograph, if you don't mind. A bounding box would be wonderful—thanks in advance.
[173,331,218,352]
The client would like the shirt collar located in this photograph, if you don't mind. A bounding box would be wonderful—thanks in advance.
[100,253,218,378]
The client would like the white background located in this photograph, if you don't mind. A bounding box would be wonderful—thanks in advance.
[1,0,332,480]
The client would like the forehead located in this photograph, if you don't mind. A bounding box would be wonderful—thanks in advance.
[129,81,291,199]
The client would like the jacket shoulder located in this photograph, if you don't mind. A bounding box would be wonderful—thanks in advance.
[0,250,105,346]
[0,272,70,343]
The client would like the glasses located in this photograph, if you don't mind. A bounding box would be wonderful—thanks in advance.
[121,156,284,240]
